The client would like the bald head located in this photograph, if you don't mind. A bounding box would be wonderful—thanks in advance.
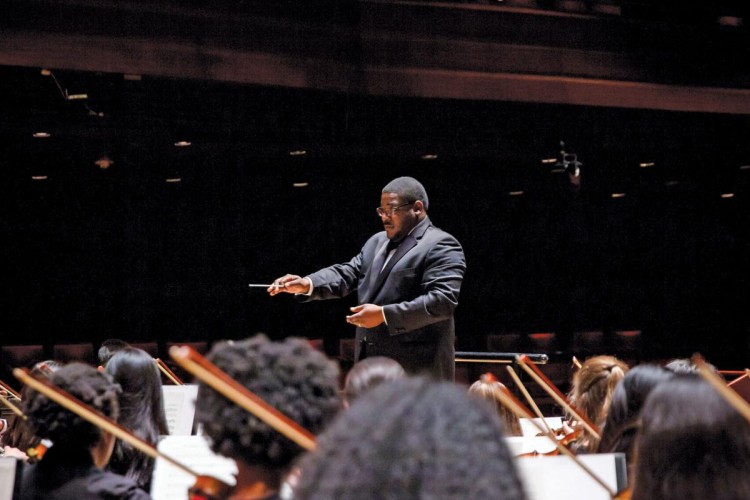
[382,177,429,211]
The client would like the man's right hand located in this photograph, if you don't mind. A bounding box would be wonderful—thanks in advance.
[267,274,311,296]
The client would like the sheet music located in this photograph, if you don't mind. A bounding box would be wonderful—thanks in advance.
[162,385,199,436]
[504,436,557,456]
[514,452,626,500]
[0,457,20,500]
[519,416,564,437]
[151,435,237,500]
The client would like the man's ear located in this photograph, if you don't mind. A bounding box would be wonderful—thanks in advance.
[413,200,424,213]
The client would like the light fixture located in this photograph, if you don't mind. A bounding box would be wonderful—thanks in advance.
[639,162,655,168]
[508,190,524,196]
[174,141,191,147]
[31,175,48,181]
[293,182,309,188]
[95,156,113,169]
[739,165,750,170]
[611,193,626,199]
[541,158,557,164]
[165,177,182,183]
[289,150,307,156]
[32,132,51,138]
[420,154,438,160]
[720,193,735,199]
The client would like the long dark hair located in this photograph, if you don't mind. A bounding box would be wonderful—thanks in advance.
[597,364,673,463]
[105,347,169,490]
[632,376,750,500]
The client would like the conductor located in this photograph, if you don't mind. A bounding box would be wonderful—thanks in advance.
[269,176,466,380]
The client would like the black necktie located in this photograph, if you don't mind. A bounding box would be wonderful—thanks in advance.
[386,239,400,253]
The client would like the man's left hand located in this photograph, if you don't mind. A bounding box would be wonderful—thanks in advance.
[346,304,384,329]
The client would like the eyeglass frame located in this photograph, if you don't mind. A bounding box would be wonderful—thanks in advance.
[376,201,414,218]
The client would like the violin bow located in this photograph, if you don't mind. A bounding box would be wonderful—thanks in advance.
[169,345,316,451]
[516,355,601,440]
[504,366,556,435]
[155,358,184,385]
[0,391,26,419]
[492,382,617,498]
[0,380,21,400]
[693,354,750,423]
[572,356,583,370]
[13,367,229,489]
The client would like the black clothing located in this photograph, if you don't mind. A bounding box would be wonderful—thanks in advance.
[19,445,151,500]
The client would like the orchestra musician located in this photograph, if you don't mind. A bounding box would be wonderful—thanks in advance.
[18,362,150,499]
[193,335,341,500]
[1,360,62,461]
[341,356,405,408]
[292,377,527,500]
[596,364,674,475]
[468,373,523,437]
[105,347,170,492]
[630,375,750,500]
[566,355,628,452]
[97,339,132,367]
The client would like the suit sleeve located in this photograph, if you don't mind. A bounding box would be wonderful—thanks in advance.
[302,251,364,301]
[382,235,466,335]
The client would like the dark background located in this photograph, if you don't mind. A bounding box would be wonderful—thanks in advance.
[2,66,749,367]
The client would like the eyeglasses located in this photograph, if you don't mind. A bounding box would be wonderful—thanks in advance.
[376,202,413,218]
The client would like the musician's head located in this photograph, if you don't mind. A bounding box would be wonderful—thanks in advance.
[293,377,527,500]
[23,362,121,467]
[597,364,673,460]
[105,347,168,488]
[568,355,628,451]
[342,356,405,407]
[3,360,62,452]
[98,338,131,366]
[380,176,428,242]
[468,373,523,437]
[196,335,341,471]
[105,347,166,434]
[632,375,750,500]
[664,357,721,378]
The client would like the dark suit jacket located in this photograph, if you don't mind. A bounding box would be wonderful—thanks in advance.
[303,217,466,380]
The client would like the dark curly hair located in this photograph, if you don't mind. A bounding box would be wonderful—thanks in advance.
[195,335,341,468]
[293,377,528,500]
[22,362,121,450]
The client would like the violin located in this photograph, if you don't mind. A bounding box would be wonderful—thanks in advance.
[516,354,601,440]
[13,367,232,500]
[492,384,622,498]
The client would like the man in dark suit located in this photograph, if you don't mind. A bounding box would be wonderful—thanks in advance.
[269,177,466,380]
